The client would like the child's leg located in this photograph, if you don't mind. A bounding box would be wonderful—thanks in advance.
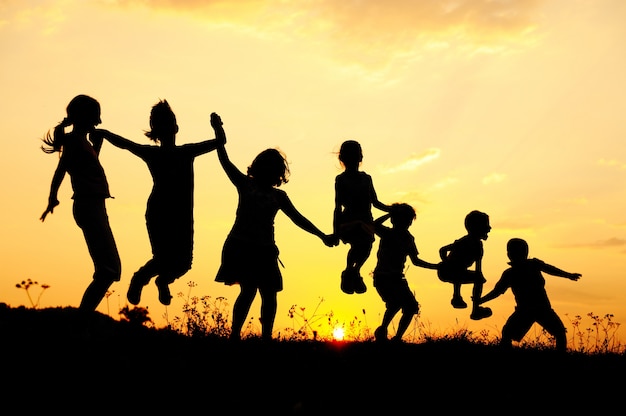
[347,239,373,273]
[451,283,467,308]
[541,312,568,352]
[375,306,398,341]
[127,259,159,305]
[469,276,492,320]
[259,287,278,340]
[471,280,484,310]
[231,284,257,340]
[80,279,114,311]
[395,310,417,341]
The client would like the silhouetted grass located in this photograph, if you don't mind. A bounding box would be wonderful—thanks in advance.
[2,302,624,415]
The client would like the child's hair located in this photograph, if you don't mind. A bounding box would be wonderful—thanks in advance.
[338,140,363,169]
[66,94,101,125]
[247,148,290,187]
[390,203,416,225]
[507,238,529,260]
[145,99,177,142]
[41,94,101,154]
[464,210,489,234]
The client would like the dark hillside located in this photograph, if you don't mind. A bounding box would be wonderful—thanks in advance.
[2,304,623,415]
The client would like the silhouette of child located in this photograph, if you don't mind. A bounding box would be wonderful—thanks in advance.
[40,94,122,312]
[211,113,337,341]
[372,203,439,342]
[333,140,391,295]
[94,99,221,306]
[438,210,493,320]
[478,238,581,352]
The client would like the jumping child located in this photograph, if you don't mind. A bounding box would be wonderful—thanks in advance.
[40,94,121,312]
[95,99,221,305]
[333,140,391,295]
[438,210,493,320]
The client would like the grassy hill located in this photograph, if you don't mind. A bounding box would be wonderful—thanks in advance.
[2,304,624,415]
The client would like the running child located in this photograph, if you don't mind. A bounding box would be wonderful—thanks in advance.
[479,238,581,352]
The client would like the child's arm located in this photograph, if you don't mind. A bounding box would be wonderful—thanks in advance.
[332,179,343,236]
[90,130,104,155]
[410,255,439,270]
[210,115,245,186]
[478,281,507,304]
[94,129,144,157]
[281,196,338,247]
[40,158,67,222]
[539,261,581,281]
[370,178,391,213]
[374,213,391,226]
[439,243,453,261]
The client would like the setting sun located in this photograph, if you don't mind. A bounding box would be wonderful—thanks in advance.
[332,326,345,341]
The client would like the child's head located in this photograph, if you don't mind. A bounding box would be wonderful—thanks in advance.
[464,210,491,239]
[66,95,101,128]
[506,238,529,262]
[338,140,363,170]
[248,148,290,187]
[390,203,416,230]
[145,99,178,143]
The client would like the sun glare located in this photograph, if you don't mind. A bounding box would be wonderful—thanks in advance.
[332,327,345,341]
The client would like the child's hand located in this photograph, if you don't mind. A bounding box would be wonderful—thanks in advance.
[210,113,226,145]
[40,198,59,222]
[569,273,581,281]
[322,234,339,247]
[210,112,223,128]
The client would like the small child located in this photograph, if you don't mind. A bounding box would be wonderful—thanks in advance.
[438,210,493,320]
[372,203,439,342]
[40,94,122,312]
[333,140,391,295]
[211,113,337,341]
[478,238,581,352]
[95,99,221,306]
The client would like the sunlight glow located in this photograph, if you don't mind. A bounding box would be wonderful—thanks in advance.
[332,326,345,341]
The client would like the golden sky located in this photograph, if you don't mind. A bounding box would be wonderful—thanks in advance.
[2,0,626,343]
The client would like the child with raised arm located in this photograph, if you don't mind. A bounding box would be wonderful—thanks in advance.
[478,238,581,352]
[94,99,221,305]
[372,203,439,342]
[333,140,391,295]
[437,210,493,320]
[210,113,337,341]
[40,94,121,312]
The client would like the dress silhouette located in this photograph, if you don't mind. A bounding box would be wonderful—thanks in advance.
[211,113,337,341]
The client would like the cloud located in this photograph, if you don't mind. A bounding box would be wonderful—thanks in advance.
[430,176,459,191]
[378,148,440,174]
[112,0,545,67]
[598,158,626,170]
[557,237,626,249]
[482,172,507,185]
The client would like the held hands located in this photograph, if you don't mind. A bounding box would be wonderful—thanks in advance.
[40,198,59,222]
[210,112,226,145]
[322,234,340,247]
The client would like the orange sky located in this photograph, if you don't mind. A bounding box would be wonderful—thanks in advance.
[1,0,626,346]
